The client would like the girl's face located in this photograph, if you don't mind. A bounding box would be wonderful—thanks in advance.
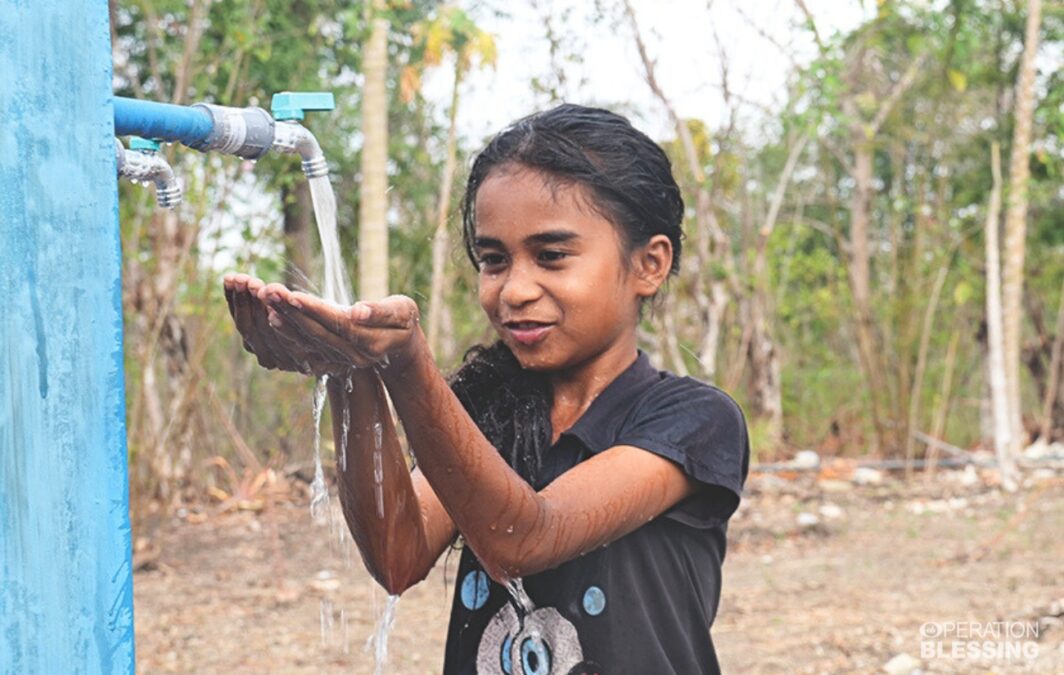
[472,166,666,373]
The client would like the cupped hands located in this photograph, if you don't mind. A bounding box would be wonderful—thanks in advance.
[222,273,423,377]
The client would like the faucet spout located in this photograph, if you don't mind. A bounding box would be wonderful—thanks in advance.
[116,137,183,209]
[271,121,328,178]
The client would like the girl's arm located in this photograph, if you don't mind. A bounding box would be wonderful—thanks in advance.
[223,274,457,595]
[377,328,698,582]
[265,289,698,583]
[327,368,458,594]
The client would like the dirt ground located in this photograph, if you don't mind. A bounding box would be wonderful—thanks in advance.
[133,468,1063,674]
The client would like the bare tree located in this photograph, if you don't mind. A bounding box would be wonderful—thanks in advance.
[1037,279,1064,444]
[360,0,390,301]
[623,0,734,380]
[746,134,809,445]
[985,143,1018,491]
[1002,0,1043,459]
[796,0,926,453]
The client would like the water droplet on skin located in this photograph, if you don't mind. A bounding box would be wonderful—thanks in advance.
[506,525,514,534]
[489,523,497,532]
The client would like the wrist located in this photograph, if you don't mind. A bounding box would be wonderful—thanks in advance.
[378,325,430,388]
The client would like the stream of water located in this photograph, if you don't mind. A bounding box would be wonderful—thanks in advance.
[306,173,401,671]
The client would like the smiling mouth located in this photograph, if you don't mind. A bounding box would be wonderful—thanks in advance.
[503,321,554,345]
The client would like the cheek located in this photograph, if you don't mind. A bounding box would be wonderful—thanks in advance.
[477,277,496,314]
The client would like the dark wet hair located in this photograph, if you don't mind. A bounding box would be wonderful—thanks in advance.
[447,104,685,484]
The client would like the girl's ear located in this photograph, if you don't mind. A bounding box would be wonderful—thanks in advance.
[632,234,673,298]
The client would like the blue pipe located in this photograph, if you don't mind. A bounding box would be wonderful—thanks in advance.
[113,96,213,145]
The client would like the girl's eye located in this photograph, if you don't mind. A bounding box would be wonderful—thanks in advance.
[538,250,569,263]
[477,253,506,269]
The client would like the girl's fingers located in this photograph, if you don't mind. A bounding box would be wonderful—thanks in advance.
[223,279,237,320]
[357,295,420,329]
[239,281,285,370]
[262,312,351,376]
[287,291,418,332]
[230,279,260,355]
[272,289,348,333]
[246,290,303,372]
[269,299,376,367]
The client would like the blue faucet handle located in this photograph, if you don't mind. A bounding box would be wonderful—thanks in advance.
[129,136,161,151]
[271,92,336,121]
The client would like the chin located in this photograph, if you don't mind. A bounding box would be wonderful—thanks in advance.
[504,342,561,372]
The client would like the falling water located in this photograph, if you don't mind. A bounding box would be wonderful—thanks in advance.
[306,172,399,672]
[304,173,348,529]
[365,594,400,675]
[308,175,351,305]
[504,578,535,622]
[309,378,330,525]
[306,174,351,526]
[372,394,385,519]
[319,597,335,646]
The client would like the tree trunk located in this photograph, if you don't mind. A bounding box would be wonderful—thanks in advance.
[1001,0,1042,459]
[747,135,807,447]
[985,142,1018,491]
[428,64,462,357]
[903,263,949,480]
[1038,279,1064,442]
[359,1,390,301]
[925,315,962,480]
[848,137,888,452]
[624,0,733,381]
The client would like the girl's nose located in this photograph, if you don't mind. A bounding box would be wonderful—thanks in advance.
[499,267,542,308]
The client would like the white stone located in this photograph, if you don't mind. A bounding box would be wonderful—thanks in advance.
[882,652,921,675]
[819,503,844,519]
[853,467,884,485]
[792,449,821,469]
[796,512,820,527]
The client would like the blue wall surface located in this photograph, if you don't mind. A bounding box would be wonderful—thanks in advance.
[0,0,136,672]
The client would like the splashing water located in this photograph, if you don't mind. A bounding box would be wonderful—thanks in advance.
[364,594,400,674]
[505,578,535,623]
[320,597,334,646]
[307,174,349,527]
[307,172,400,671]
[310,377,330,524]
[372,394,385,519]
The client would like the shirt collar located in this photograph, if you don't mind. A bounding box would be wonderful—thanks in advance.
[557,349,660,452]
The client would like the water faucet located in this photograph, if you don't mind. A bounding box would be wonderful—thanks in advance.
[113,91,335,179]
[269,92,336,178]
[180,92,334,178]
[115,137,182,209]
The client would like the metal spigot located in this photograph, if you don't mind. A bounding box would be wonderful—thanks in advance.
[269,92,336,178]
[115,137,182,209]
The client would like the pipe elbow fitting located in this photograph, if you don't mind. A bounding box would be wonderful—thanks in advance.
[271,121,328,178]
[116,144,183,209]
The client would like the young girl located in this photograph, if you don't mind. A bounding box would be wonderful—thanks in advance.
[223,104,749,674]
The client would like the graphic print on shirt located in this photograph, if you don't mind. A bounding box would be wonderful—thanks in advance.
[475,602,586,675]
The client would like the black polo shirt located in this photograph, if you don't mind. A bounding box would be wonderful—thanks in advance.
[442,350,750,674]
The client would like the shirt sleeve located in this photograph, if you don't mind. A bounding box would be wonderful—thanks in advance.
[612,377,750,529]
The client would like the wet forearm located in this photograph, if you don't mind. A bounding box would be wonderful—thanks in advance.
[328,368,431,593]
[379,332,548,581]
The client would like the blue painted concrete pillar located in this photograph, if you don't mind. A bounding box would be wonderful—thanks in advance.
[0,0,136,672]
